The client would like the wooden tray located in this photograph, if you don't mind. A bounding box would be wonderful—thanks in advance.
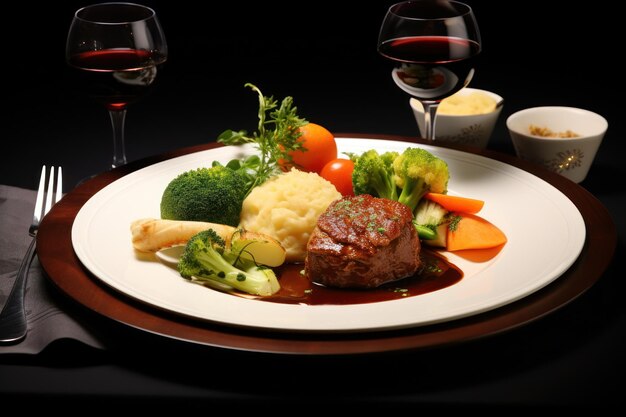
[36,134,617,355]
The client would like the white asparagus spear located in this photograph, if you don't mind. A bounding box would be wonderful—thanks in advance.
[130,218,287,267]
[130,218,236,253]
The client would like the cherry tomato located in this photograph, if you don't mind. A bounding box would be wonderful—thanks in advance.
[281,123,337,173]
[320,158,355,196]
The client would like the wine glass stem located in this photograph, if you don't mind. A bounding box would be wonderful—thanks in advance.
[109,108,127,169]
[422,101,440,141]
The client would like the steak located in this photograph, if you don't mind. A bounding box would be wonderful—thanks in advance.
[305,194,421,288]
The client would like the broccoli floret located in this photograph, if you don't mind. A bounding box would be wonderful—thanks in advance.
[413,199,449,240]
[393,147,449,213]
[349,146,451,241]
[178,229,280,296]
[351,149,399,200]
[160,165,246,226]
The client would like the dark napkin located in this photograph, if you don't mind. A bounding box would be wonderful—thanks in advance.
[0,184,109,354]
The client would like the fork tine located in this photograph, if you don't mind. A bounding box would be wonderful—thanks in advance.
[44,166,55,216]
[33,165,46,225]
[54,166,63,204]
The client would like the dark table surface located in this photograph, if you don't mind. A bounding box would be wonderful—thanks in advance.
[1,0,624,409]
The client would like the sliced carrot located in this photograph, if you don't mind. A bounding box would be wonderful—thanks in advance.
[446,212,507,251]
[424,192,484,214]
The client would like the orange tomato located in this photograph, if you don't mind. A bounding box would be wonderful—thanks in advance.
[320,158,355,196]
[281,123,337,173]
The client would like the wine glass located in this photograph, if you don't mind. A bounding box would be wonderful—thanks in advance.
[377,0,481,141]
[66,2,167,169]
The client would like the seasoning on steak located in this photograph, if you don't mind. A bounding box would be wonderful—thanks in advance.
[305,194,421,289]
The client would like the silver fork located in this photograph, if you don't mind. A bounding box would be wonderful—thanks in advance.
[0,166,63,344]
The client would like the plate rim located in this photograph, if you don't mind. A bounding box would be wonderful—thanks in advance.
[37,133,617,354]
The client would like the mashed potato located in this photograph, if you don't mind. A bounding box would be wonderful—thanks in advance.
[239,169,342,262]
[438,91,497,115]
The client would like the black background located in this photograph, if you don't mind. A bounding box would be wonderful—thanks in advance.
[2,0,620,190]
[2,0,625,409]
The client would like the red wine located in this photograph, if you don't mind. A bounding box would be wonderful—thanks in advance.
[379,36,479,101]
[68,48,166,110]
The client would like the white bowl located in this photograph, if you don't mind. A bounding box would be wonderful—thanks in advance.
[410,87,503,148]
[506,106,608,183]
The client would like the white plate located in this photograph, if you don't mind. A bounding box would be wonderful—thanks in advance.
[71,137,586,333]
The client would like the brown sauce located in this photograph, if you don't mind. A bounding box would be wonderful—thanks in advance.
[259,248,463,305]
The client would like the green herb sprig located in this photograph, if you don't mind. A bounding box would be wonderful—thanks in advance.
[217,83,307,196]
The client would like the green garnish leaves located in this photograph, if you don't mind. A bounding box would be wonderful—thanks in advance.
[448,214,463,232]
[217,83,308,197]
